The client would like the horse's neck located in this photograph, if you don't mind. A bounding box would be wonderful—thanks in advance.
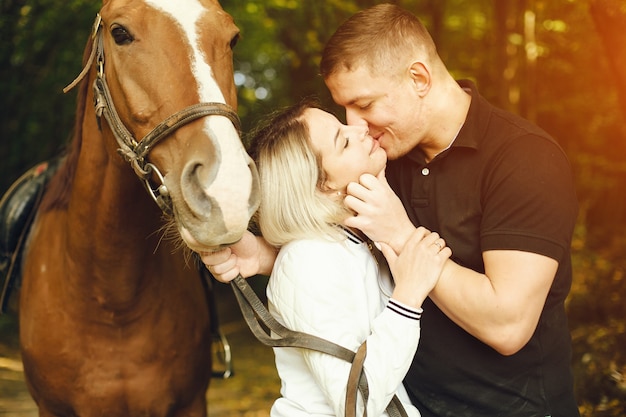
[72,143,159,249]
[63,123,176,307]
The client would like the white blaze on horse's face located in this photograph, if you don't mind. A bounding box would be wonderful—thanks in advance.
[130,0,260,250]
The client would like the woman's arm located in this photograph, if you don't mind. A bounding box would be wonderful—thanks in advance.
[272,243,419,416]
[274,231,448,416]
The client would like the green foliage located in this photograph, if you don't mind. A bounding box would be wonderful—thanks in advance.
[0,0,99,192]
[572,322,626,417]
[569,236,626,416]
[221,0,364,134]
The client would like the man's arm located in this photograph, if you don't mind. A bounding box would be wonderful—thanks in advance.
[432,249,557,355]
[346,141,571,355]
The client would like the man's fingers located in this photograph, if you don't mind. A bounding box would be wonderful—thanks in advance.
[343,212,368,231]
[343,194,370,214]
[376,167,388,183]
[357,173,378,189]
[378,241,397,261]
[346,181,370,201]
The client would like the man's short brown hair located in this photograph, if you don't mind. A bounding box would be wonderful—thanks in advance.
[320,3,437,79]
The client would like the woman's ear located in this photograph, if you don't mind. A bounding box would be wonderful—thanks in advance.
[408,61,431,97]
[319,180,346,199]
[321,184,342,196]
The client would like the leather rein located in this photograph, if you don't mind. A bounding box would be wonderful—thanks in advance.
[230,275,408,417]
[63,14,242,216]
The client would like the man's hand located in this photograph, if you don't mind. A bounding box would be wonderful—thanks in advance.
[344,168,414,254]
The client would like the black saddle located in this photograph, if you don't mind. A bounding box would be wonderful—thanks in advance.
[0,158,62,314]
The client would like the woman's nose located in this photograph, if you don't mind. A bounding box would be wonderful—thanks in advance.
[358,126,370,141]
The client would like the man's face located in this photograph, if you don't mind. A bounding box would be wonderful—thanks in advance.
[324,65,424,160]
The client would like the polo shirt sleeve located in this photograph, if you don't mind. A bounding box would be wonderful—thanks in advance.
[480,133,578,261]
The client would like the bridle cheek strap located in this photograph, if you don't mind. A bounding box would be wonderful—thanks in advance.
[63,13,241,216]
[92,75,241,177]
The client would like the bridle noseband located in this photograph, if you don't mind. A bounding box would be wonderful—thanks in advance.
[64,14,242,216]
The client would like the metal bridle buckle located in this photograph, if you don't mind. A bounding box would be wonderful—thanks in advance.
[143,162,173,216]
[211,330,233,379]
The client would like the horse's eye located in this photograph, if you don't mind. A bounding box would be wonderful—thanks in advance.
[229,32,240,50]
[111,25,134,45]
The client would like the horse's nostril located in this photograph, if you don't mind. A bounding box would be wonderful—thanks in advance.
[179,151,257,240]
[181,161,216,215]
[191,161,218,188]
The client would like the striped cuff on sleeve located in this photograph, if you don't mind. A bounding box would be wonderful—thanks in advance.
[387,299,423,321]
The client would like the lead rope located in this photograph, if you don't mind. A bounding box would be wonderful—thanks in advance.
[230,275,408,417]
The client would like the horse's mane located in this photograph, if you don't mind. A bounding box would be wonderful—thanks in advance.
[39,38,92,213]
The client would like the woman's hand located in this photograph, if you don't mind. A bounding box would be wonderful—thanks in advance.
[198,231,277,282]
[380,227,451,309]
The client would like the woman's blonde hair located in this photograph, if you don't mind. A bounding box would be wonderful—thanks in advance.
[249,97,352,247]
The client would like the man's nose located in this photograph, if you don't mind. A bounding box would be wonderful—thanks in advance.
[345,110,368,128]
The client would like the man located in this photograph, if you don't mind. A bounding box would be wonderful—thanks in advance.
[202,4,579,416]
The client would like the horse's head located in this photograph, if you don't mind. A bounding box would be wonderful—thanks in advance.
[92,0,259,251]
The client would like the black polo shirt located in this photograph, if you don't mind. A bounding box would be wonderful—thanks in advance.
[386,80,579,417]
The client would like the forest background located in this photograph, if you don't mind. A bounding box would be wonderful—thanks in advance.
[1,0,625,415]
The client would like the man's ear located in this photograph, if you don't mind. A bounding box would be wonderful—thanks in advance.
[408,61,431,97]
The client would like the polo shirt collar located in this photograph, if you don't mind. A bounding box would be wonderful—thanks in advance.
[404,79,489,164]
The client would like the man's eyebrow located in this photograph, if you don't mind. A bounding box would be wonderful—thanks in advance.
[346,95,368,106]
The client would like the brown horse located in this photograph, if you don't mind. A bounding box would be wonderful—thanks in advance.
[18,1,259,416]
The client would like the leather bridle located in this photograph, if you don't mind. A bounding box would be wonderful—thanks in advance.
[64,14,242,216]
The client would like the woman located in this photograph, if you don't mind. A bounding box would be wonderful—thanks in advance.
[207,98,451,417]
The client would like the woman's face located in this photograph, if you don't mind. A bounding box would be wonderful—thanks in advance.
[304,108,387,192]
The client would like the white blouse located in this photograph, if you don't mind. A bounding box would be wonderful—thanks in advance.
[267,230,422,417]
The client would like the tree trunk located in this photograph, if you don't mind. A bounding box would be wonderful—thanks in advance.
[588,0,626,119]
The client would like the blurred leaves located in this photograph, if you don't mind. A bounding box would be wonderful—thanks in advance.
[1,0,99,192]
[569,238,626,416]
